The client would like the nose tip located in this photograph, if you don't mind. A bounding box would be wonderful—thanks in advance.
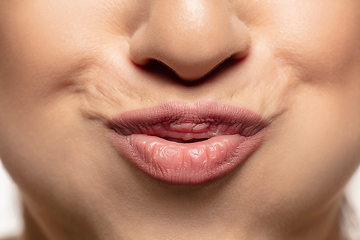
[129,0,251,81]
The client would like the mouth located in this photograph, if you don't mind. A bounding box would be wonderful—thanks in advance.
[105,101,269,185]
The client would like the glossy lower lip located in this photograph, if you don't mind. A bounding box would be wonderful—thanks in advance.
[105,101,269,185]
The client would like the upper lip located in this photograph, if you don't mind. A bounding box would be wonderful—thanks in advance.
[105,101,269,141]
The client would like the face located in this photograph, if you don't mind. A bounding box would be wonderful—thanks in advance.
[1,0,360,239]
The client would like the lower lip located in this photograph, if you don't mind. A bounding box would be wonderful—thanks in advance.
[110,130,267,185]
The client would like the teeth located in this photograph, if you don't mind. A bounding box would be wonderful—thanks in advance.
[191,123,210,132]
[216,124,229,134]
[209,124,218,133]
[183,133,193,141]
[167,131,181,139]
[169,122,211,133]
[170,123,195,131]
[163,131,213,140]
[114,121,255,139]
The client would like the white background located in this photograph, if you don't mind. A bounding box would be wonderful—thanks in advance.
[1,161,360,239]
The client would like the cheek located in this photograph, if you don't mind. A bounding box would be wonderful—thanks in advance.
[242,86,360,229]
[0,1,98,206]
[271,0,360,82]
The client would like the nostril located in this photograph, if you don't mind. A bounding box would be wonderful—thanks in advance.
[135,54,244,86]
[136,59,188,82]
[128,1,252,82]
[136,57,230,85]
[130,36,251,82]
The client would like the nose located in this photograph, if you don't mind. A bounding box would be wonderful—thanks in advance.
[129,0,252,81]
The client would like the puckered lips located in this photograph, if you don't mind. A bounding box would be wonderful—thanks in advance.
[105,101,269,185]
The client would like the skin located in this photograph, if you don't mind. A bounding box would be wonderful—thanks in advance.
[0,0,360,239]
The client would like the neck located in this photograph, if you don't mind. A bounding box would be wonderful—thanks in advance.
[19,206,48,240]
[289,199,345,240]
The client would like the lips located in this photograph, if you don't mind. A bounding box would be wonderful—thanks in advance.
[106,101,269,185]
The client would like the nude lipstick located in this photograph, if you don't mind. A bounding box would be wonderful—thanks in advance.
[106,101,269,185]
